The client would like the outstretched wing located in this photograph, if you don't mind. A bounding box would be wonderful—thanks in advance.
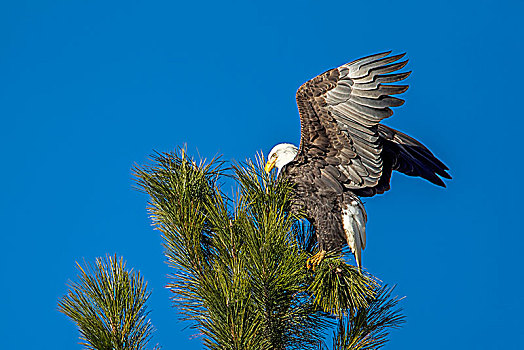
[295,51,410,192]
[356,124,452,196]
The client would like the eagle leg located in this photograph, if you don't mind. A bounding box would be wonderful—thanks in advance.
[307,250,326,270]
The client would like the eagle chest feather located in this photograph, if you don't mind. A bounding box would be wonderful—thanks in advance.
[284,165,367,267]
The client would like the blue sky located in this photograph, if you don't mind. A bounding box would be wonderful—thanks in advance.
[1,0,523,349]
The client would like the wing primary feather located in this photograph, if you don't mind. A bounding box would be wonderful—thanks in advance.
[378,124,452,175]
[346,51,392,69]
[376,71,412,84]
[369,60,409,76]
[351,60,410,84]
[396,144,451,181]
[350,95,405,109]
[359,53,407,72]
[377,84,409,96]
[351,85,408,99]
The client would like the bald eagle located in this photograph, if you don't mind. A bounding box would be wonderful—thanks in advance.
[264,51,451,269]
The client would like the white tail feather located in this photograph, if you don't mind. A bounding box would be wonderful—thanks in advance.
[342,199,367,269]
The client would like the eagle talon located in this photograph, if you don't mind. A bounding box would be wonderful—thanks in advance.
[307,250,326,270]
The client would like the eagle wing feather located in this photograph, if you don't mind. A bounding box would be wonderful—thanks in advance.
[295,51,410,190]
[282,52,451,266]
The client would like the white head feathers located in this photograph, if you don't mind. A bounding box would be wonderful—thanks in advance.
[267,143,299,174]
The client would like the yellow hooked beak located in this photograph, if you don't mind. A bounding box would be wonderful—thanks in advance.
[264,157,277,174]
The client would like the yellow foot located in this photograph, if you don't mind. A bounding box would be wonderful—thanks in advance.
[307,250,326,270]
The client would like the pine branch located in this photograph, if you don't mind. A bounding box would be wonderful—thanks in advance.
[135,149,267,349]
[58,255,158,350]
[332,285,406,350]
[133,148,404,350]
[308,255,378,317]
[134,150,332,349]
[232,156,332,350]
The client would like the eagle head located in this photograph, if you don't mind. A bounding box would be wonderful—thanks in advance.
[265,143,298,174]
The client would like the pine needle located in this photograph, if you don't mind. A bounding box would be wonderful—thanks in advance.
[58,255,158,350]
[132,147,405,350]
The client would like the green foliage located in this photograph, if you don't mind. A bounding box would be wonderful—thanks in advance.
[132,148,405,349]
[331,286,406,350]
[308,255,377,316]
[58,255,158,350]
[232,157,330,350]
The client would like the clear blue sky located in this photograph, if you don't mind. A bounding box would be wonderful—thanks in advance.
[1,0,522,349]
